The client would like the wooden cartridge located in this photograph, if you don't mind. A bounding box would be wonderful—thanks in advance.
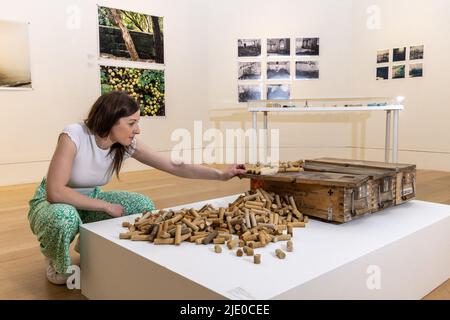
[175,224,182,245]
[218,207,225,221]
[214,244,222,253]
[227,238,240,250]
[243,246,254,256]
[254,254,261,264]
[258,232,266,245]
[182,218,199,232]
[286,240,293,252]
[272,234,292,242]
[243,194,259,202]
[236,249,244,257]
[119,232,132,239]
[195,237,206,244]
[202,231,219,245]
[122,221,131,228]
[250,212,257,228]
[288,222,305,228]
[275,248,286,259]
[249,241,265,249]
[180,233,191,242]
[274,213,280,225]
[213,237,225,244]
[190,233,208,242]
[171,214,184,224]
[131,234,151,241]
[154,238,175,245]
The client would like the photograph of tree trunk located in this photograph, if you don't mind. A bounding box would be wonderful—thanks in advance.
[0,20,32,90]
[100,65,165,117]
[98,6,164,64]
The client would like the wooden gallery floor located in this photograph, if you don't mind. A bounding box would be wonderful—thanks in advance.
[0,168,449,300]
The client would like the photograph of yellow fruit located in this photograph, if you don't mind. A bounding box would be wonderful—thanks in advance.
[100,65,165,117]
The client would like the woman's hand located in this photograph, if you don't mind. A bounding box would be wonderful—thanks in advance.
[104,203,125,217]
[220,164,246,181]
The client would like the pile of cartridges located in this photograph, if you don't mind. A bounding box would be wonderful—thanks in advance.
[119,188,308,262]
[245,160,304,175]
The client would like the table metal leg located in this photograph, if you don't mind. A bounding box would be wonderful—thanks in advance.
[263,111,268,164]
[393,110,399,163]
[385,110,391,162]
[252,111,257,164]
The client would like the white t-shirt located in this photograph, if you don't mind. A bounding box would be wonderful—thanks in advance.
[61,123,136,195]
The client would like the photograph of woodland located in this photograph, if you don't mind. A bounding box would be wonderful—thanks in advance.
[98,6,164,64]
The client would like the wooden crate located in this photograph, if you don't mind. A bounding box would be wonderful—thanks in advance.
[243,171,371,223]
[310,158,416,205]
[303,160,396,212]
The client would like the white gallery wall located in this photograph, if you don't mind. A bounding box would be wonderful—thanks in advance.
[0,0,210,186]
[0,0,449,186]
[350,0,450,170]
[206,0,450,171]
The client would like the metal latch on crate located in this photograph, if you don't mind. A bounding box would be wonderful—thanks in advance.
[327,207,333,221]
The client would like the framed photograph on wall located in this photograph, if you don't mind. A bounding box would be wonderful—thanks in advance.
[377,49,389,63]
[238,39,261,57]
[296,37,319,56]
[410,45,424,60]
[238,84,262,102]
[267,61,290,80]
[98,6,164,64]
[267,84,290,100]
[0,20,32,90]
[393,47,406,62]
[267,38,290,56]
[295,61,319,80]
[100,65,165,116]
[409,63,423,78]
[238,62,261,80]
[376,66,389,80]
[392,65,405,79]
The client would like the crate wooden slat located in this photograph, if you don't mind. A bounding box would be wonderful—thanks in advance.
[303,161,397,212]
[311,158,416,205]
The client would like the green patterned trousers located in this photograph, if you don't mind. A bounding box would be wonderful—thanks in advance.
[28,178,155,274]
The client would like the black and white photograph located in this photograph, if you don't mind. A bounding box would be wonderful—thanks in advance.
[410,45,424,60]
[393,47,406,62]
[296,37,319,56]
[238,84,262,102]
[392,65,405,79]
[295,61,319,80]
[0,20,32,89]
[409,63,423,78]
[267,84,290,100]
[376,66,389,80]
[238,39,261,57]
[267,61,290,80]
[238,62,261,80]
[267,38,290,56]
[377,49,389,63]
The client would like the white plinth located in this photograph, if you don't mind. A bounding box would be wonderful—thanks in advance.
[80,197,450,300]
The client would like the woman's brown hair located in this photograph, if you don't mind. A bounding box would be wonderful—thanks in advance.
[84,91,139,178]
